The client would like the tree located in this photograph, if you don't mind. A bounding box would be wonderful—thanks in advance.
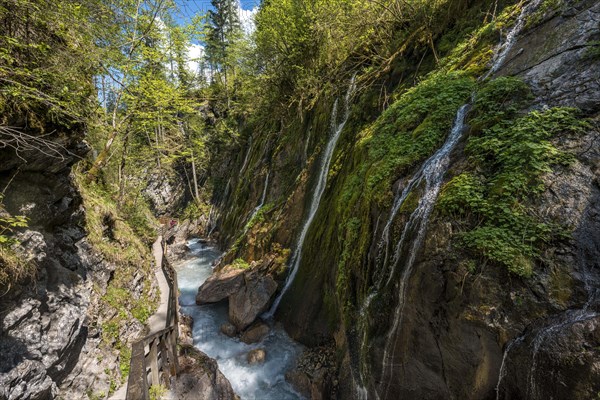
[205,0,242,107]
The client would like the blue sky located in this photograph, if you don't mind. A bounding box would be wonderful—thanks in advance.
[174,0,260,24]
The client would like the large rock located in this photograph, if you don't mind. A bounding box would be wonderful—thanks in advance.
[240,321,270,344]
[174,344,239,400]
[247,349,267,365]
[144,171,186,217]
[228,274,277,331]
[498,314,600,399]
[196,267,245,304]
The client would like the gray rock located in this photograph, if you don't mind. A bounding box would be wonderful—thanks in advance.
[0,360,56,400]
[246,348,266,365]
[144,171,186,216]
[228,274,277,331]
[240,321,270,344]
[196,267,245,304]
[220,322,237,337]
[173,344,239,400]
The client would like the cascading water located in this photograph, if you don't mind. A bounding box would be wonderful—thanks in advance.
[240,136,253,174]
[246,170,270,226]
[352,2,547,397]
[379,105,470,397]
[524,308,598,400]
[264,75,356,318]
[495,335,524,400]
[508,234,600,399]
[176,240,304,400]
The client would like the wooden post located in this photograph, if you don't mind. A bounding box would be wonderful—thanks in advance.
[149,339,159,387]
[157,335,170,387]
[126,342,149,400]
[170,328,179,375]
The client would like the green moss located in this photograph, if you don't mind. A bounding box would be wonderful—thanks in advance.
[231,258,251,269]
[583,40,600,61]
[101,321,119,345]
[438,78,591,277]
[119,345,132,380]
[74,170,155,266]
[524,0,564,30]
[365,72,475,195]
[399,189,421,214]
[149,385,167,400]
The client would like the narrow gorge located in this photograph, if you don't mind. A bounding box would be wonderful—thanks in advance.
[1,0,599,399]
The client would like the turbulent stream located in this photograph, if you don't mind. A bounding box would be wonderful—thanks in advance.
[176,239,304,400]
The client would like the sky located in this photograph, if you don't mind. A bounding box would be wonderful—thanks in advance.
[174,0,260,25]
[173,0,260,76]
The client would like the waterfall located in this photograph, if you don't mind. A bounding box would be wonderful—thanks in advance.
[379,104,470,397]
[524,309,597,399]
[351,3,548,397]
[245,170,270,227]
[240,136,253,174]
[481,0,544,81]
[495,335,524,400]
[264,75,356,318]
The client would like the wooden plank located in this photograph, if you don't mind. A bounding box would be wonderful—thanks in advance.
[148,338,159,387]
[157,335,170,387]
[126,342,149,400]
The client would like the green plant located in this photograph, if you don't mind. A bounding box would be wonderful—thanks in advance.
[438,78,590,277]
[231,258,250,269]
[0,196,33,286]
[119,345,132,380]
[149,384,167,400]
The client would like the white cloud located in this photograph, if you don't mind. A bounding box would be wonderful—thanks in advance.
[186,43,205,73]
[238,4,258,35]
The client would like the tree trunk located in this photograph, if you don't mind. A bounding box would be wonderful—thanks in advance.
[118,131,130,206]
[191,149,200,201]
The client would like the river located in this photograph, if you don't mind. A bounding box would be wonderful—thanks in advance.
[176,239,305,400]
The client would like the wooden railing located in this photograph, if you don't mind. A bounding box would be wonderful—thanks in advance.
[125,236,179,400]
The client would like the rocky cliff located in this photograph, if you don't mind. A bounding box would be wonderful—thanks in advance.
[210,0,600,398]
[0,120,161,398]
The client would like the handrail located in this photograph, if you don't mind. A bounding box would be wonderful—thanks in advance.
[125,232,179,400]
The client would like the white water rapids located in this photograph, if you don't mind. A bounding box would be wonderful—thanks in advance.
[176,239,305,400]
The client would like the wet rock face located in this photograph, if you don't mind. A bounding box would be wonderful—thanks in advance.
[285,344,337,400]
[360,1,600,397]
[498,314,600,400]
[499,0,600,113]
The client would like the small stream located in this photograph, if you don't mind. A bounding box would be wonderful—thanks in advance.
[176,239,305,400]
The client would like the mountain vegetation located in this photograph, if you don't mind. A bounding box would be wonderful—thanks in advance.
[1,0,599,398]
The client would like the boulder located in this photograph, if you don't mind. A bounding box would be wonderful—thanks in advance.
[174,344,239,400]
[196,267,245,304]
[228,275,277,330]
[247,349,266,365]
[240,321,270,344]
[220,322,237,338]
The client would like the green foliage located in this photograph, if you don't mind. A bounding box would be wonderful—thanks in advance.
[0,196,33,286]
[364,72,475,198]
[231,258,250,269]
[0,208,27,246]
[438,78,590,276]
[584,40,600,61]
[149,384,167,400]
[119,345,132,380]
[0,0,97,127]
